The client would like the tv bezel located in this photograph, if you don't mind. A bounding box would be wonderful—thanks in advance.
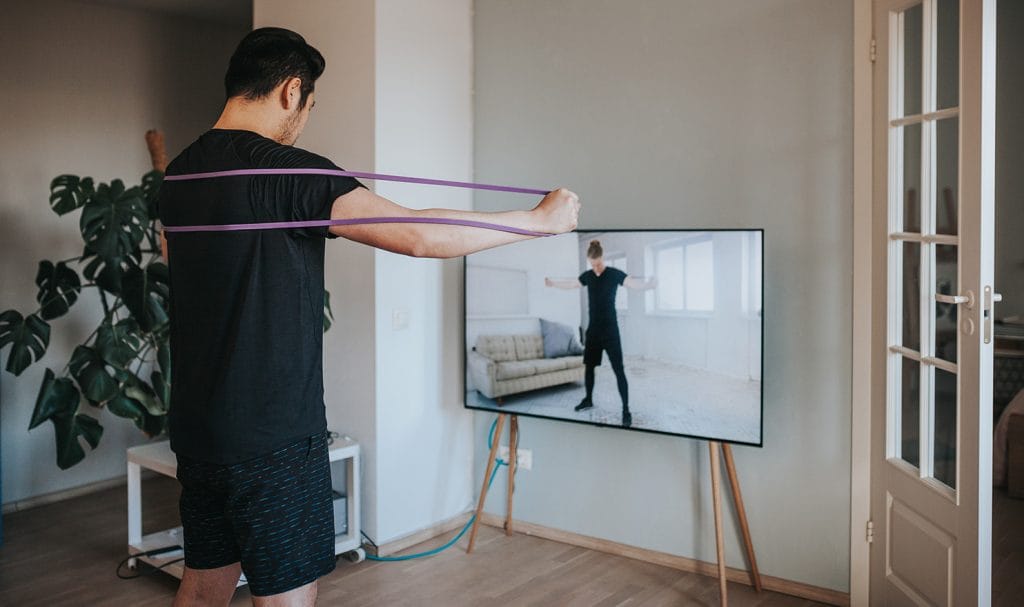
[461,228,765,448]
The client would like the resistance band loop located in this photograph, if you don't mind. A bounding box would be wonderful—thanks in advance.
[162,168,554,237]
[164,168,550,196]
[163,216,548,236]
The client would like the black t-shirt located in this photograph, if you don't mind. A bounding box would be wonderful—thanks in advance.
[157,129,362,464]
[579,267,627,337]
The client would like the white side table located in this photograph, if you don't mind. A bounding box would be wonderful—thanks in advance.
[126,434,363,583]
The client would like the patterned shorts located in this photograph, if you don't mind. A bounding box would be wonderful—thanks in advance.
[176,431,336,597]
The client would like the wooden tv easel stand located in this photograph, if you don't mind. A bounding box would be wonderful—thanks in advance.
[466,413,762,607]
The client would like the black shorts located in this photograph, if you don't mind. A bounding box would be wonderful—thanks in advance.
[583,332,623,367]
[176,431,336,597]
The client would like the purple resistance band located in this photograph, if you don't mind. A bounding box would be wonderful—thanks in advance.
[162,168,554,237]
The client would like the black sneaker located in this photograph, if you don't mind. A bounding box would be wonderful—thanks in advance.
[575,397,594,412]
[622,411,632,427]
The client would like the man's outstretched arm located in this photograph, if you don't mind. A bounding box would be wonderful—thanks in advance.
[544,278,583,289]
[624,276,657,290]
[328,187,580,258]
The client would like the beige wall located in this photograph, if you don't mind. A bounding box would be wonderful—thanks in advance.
[471,0,853,593]
[0,0,246,506]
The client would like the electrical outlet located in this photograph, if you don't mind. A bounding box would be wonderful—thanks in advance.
[497,446,532,470]
[517,448,532,470]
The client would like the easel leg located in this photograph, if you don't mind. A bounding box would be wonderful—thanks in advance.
[505,415,518,536]
[722,444,762,592]
[709,441,728,607]
[468,414,506,553]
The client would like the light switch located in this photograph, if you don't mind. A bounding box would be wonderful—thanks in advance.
[392,308,409,330]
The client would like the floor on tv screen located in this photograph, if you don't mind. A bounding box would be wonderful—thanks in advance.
[467,357,761,443]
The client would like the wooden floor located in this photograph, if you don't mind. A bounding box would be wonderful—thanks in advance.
[0,475,829,607]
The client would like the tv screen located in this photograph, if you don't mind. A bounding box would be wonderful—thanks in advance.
[464,229,763,446]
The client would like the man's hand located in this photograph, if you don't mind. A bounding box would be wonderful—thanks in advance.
[533,188,580,234]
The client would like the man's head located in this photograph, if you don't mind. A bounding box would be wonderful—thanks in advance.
[223,27,325,145]
[587,239,605,272]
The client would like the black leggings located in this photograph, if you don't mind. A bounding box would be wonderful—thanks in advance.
[584,340,629,412]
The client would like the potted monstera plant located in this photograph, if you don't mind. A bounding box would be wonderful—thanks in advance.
[0,159,169,469]
[0,132,334,469]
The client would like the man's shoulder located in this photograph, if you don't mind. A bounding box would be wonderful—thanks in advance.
[236,133,338,171]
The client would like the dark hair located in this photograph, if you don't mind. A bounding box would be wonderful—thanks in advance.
[224,27,325,108]
[587,240,603,259]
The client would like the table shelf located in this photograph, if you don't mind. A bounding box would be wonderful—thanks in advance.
[126,433,362,584]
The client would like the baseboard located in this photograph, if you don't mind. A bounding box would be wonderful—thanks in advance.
[1,469,162,515]
[479,513,850,607]
[370,510,474,557]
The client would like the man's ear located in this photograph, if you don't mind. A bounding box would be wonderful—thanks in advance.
[279,77,303,110]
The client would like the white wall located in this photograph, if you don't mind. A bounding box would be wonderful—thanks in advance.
[0,0,246,506]
[472,0,852,593]
[372,0,475,543]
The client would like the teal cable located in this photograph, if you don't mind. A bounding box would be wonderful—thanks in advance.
[365,417,509,562]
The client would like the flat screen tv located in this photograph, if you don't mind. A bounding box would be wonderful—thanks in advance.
[464,229,763,446]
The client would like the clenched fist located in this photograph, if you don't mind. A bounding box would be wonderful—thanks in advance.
[533,188,580,234]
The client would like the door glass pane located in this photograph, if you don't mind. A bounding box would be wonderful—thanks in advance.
[936,0,959,110]
[904,123,922,232]
[935,245,958,363]
[934,367,957,488]
[903,4,923,116]
[903,243,921,351]
[902,357,921,467]
[935,117,959,235]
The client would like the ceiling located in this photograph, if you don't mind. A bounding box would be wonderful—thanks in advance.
[79,0,251,27]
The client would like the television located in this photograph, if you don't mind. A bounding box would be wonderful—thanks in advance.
[463,229,763,446]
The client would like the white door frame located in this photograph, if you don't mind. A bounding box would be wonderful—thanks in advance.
[850,1,874,606]
[853,1,998,605]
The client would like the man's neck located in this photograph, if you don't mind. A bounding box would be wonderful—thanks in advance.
[212,101,282,143]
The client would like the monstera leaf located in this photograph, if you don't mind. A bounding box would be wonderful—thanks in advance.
[106,393,147,429]
[154,342,171,406]
[53,413,103,470]
[109,375,167,436]
[30,368,79,429]
[121,262,169,332]
[31,369,101,470]
[123,373,166,416]
[94,318,144,367]
[49,175,94,216]
[141,170,163,219]
[0,311,50,375]
[82,254,129,294]
[35,261,82,320]
[323,291,334,332]
[68,345,119,404]
[79,180,148,262]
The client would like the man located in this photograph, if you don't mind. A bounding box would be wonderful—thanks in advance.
[158,28,579,607]
[545,239,654,428]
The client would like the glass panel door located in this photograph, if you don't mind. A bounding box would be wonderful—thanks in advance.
[887,0,960,492]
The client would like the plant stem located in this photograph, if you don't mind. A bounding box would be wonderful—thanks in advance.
[98,290,111,320]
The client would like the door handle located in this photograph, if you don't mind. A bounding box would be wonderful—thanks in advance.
[985,286,1002,345]
[935,291,975,307]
